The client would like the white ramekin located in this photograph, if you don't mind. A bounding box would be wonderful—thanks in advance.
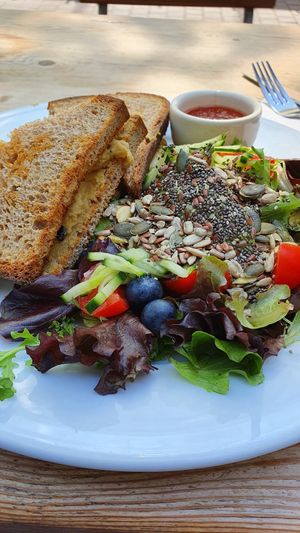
[170,90,262,146]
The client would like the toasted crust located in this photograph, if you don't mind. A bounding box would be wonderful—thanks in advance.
[48,92,170,197]
[114,93,169,196]
[0,95,129,283]
[43,115,147,275]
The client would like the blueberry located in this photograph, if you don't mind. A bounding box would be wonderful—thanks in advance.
[141,299,177,334]
[126,275,163,308]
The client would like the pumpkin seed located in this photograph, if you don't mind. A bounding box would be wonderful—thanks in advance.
[116,205,131,223]
[176,149,189,173]
[256,277,272,287]
[255,235,270,243]
[150,205,173,215]
[245,207,261,233]
[113,222,134,239]
[131,221,152,235]
[240,184,265,199]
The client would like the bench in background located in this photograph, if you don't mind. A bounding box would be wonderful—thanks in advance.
[80,0,276,22]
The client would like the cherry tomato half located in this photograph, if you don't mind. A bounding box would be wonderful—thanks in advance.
[273,242,300,289]
[219,271,232,293]
[77,287,129,318]
[163,270,197,295]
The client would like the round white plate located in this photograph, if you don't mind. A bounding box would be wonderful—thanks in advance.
[1,104,300,472]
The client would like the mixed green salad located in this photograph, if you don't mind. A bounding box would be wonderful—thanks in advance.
[1,134,300,400]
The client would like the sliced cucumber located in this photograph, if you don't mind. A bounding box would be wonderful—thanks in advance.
[61,266,115,303]
[88,252,145,276]
[136,260,167,277]
[159,259,189,278]
[143,146,168,189]
[85,274,124,314]
[119,248,149,262]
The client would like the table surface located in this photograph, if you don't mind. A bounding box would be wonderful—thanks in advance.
[1,9,300,532]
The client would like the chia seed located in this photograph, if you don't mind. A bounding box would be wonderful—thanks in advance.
[147,160,255,263]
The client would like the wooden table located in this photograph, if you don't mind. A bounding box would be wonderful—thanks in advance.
[1,9,300,532]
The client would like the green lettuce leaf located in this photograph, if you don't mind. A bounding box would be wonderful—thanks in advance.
[261,193,300,226]
[192,255,228,298]
[284,311,300,347]
[226,285,291,329]
[170,331,263,394]
[0,329,39,401]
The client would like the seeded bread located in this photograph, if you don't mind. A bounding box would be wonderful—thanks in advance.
[43,115,147,275]
[0,95,129,283]
[48,92,170,196]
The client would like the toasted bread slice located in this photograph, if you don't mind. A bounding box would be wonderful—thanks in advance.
[114,93,169,196]
[43,115,147,275]
[0,95,129,283]
[48,92,170,197]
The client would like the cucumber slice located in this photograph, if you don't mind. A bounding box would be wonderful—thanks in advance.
[61,266,115,303]
[137,260,167,277]
[119,249,149,262]
[88,252,145,276]
[159,259,189,278]
[85,274,124,314]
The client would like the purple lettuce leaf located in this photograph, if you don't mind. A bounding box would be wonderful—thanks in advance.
[162,294,285,360]
[0,270,78,338]
[26,313,154,395]
[77,238,119,281]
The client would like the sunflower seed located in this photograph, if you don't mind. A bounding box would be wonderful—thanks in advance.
[187,255,197,265]
[155,229,165,237]
[156,220,166,229]
[164,226,176,239]
[183,234,202,246]
[259,222,277,235]
[210,248,225,259]
[183,221,194,235]
[226,259,244,278]
[193,237,212,248]
[264,252,275,273]
[224,250,236,260]
[259,192,278,205]
[245,263,264,277]
[184,247,206,258]
[96,229,111,236]
[153,215,174,222]
[142,195,153,206]
[194,227,208,237]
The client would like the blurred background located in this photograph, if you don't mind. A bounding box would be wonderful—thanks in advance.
[0,0,299,23]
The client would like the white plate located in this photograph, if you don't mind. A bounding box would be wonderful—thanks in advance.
[1,104,300,472]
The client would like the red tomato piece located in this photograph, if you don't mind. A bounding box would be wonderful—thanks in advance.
[274,242,300,289]
[163,270,197,295]
[77,287,129,318]
[219,271,232,292]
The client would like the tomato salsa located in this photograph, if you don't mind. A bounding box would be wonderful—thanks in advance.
[186,105,244,120]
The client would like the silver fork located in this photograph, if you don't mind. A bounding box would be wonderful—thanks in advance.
[252,61,300,118]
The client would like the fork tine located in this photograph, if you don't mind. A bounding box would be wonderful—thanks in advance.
[266,61,290,102]
[261,61,283,104]
[253,62,276,105]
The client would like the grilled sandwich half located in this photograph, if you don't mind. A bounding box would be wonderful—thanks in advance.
[48,92,170,196]
[0,95,146,282]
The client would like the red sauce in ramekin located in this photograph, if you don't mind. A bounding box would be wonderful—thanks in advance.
[187,105,245,120]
